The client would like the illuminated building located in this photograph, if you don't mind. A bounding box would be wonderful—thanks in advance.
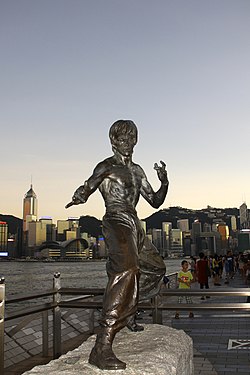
[57,218,79,241]
[217,224,229,250]
[231,216,237,231]
[23,184,37,231]
[28,221,47,248]
[0,221,8,256]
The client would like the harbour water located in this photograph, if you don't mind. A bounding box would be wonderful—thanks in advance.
[0,258,182,297]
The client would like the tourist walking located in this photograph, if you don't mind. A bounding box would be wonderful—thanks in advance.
[212,255,221,286]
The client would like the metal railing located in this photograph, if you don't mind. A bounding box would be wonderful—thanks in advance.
[0,277,5,375]
[2,272,250,372]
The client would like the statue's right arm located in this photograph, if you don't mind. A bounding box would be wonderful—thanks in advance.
[65,161,108,208]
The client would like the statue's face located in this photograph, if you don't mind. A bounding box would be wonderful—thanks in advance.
[112,133,137,157]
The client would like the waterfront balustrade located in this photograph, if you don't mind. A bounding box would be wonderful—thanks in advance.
[1,272,250,372]
[0,277,5,375]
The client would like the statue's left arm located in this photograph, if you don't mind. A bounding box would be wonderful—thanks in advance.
[140,160,169,209]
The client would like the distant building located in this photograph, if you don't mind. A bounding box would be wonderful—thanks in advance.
[177,219,189,232]
[0,221,8,256]
[37,238,89,259]
[238,230,250,252]
[23,184,38,256]
[203,223,212,232]
[240,202,249,229]
[152,228,163,255]
[162,222,172,257]
[217,224,229,250]
[231,216,237,231]
[196,231,219,255]
[140,220,147,233]
[170,229,183,255]
[23,184,37,231]
[28,220,47,249]
[57,218,80,241]
[191,221,201,241]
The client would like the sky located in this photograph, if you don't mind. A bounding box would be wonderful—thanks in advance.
[1,0,249,223]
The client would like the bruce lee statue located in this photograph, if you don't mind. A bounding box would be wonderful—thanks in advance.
[66,120,169,370]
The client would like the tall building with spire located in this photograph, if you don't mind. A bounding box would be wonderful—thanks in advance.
[23,184,38,232]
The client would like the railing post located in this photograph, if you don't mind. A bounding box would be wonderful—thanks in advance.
[88,297,95,334]
[42,310,49,357]
[152,294,162,324]
[53,272,61,359]
[0,277,5,375]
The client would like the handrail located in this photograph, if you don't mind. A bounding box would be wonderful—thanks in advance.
[0,277,5,375]
[160,288,250,297]
[5,302,57,321]
[59,287,105,295]
[2,272,250,373]
[151,302,250,311]
[6,289,57,304]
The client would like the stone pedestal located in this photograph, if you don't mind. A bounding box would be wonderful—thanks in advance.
[23,324,194,375]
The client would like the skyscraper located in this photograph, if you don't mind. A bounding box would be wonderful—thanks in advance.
[162,222,172,257]
[0,221,8,255]
[23,184,38,231]
[239,202,249,229]
[177,219,189,232]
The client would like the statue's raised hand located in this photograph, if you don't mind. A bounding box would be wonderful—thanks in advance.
[154,161,169,186]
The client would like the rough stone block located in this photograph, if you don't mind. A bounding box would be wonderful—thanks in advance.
[23,324,194,375]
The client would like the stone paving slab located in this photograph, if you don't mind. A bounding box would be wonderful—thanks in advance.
[167,272,250,375]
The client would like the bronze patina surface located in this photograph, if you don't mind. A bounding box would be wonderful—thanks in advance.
[66,120,169,370]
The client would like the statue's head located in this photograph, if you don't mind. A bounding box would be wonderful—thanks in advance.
[109,120,138,157]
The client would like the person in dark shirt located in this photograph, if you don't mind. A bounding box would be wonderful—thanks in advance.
[196,252,210,300]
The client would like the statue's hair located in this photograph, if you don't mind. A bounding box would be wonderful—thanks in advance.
[109,120,138,144]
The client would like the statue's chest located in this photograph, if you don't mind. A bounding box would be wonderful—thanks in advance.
[108,165,140,188]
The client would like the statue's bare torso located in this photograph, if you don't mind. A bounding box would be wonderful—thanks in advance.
[97,156,144,213]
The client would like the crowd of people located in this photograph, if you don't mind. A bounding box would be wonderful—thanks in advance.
[173,250,250,319]
[189,250,250,286]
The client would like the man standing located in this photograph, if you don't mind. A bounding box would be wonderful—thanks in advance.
[196,252,210,300]
[66,120,169,370]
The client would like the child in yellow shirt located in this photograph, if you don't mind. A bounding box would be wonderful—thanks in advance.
[175,260,194,319]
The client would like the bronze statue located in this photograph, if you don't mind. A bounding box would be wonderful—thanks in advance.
[66,120,169,370]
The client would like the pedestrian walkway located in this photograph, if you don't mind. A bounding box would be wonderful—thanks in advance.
[163,272,250,374]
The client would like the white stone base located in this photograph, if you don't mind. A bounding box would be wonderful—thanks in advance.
[23,324,194,375]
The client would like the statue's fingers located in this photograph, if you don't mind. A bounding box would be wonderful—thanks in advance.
[154,163,159,170]
[160,160,166,168]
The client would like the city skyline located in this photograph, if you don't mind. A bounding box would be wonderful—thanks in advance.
[1,181,247,225]
[1,1,249,222]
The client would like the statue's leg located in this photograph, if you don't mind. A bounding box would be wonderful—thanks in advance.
[126,221,146,332]
[89,218,140,370]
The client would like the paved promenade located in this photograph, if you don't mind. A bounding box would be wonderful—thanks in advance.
[5,271,250,375]
[162,272,250,375]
